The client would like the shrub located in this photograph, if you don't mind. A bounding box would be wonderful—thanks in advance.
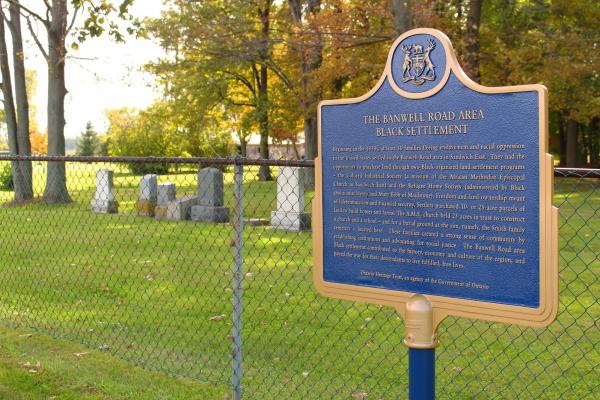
[0,162,14,191]
[127,162,170,175]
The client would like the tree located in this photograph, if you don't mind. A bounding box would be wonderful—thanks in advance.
[286,0,322,185]
[0,0,33,202]
[75,121,99,156]
[392,0,413,34]
[148,0,275,180]
[8,0,141,202]
[106,103,232,171]
[30,131,47,154]
[478,0,599,166]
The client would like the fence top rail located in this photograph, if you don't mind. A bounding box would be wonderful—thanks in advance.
[554,167,600,178]
[1,155,598,177]
[0,155,315,168]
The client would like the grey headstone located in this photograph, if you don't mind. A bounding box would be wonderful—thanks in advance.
[270,167,311,231]
[136,174,158,216]
[191,205,230,223]
[157,182,176,207]
[198,167,224,206]
[91,169,118,213]
[166,195,197,221]
[139,174,158,201]
[191,167,230,223]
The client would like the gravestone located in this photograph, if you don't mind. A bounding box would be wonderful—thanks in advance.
[135,174,157,216]
[191,167,230,223]
[166,194,197,221]
[91,169,118,213]
[158,183,176,206]
[270,167,311,231]
[155,183,177,219]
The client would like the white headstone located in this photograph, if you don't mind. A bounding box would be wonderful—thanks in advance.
[91,169,118,213]
[277,167,304,213]
[271,167,310,231]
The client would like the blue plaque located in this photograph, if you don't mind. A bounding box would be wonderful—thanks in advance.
[313,29,558,327]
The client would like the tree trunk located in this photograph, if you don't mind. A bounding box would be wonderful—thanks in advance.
[43,0,71,203]
[589,118,600,166]
[9,0,33,200]
[257,1,272,181]
[288,0,322,188]
[565,118,578,167]
[257,65,271,180]
[558,114,566,167]
[579,125,589,167]
[0,4,27,202]
[392,0,412,34]
[239,137,247,157]
[464,0,483,81]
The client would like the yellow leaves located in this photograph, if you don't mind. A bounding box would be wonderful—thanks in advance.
[209,314,226,321]
[21,360,41,373]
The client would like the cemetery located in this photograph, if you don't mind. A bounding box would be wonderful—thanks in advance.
[0,159,596,399]
[0,1,597,399]
[90,166,309,230]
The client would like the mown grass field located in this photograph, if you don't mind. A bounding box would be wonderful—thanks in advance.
[0,162,597,399]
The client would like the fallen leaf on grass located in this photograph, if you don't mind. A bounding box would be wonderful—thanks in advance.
[209,314,226,321]
[21,361,41,373]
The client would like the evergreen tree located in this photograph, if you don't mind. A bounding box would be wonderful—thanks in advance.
[76,122,99,156]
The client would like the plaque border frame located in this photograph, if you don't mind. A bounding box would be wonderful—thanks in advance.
[313,28,558,328]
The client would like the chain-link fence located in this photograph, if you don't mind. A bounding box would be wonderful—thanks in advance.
[0,156,597,399]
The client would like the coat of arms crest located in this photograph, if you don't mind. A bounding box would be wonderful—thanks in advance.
[401,39,436,86]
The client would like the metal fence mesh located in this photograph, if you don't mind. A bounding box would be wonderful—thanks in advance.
[0,157,597,399]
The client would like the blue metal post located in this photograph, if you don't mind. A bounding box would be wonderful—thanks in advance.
[409,348,435,400]
[404,294,438,400]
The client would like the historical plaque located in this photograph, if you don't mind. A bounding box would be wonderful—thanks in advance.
[313,28,558,328]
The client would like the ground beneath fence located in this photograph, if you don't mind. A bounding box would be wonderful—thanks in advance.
[0,327,227,399]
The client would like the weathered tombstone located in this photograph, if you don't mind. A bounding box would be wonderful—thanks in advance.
[91,170,118,213]
[154,183,177,219]
[166,194,197,221]
[191,167,230,223]
[158,183,176,207]
[135,174,157,216]
[270,167,311,231]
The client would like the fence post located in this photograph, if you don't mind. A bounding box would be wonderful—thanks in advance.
[232,163,244,400]
[404,294,438,399]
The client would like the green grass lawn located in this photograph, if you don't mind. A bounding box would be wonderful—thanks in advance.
[0,163,597,399]
[0,327,227,399]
